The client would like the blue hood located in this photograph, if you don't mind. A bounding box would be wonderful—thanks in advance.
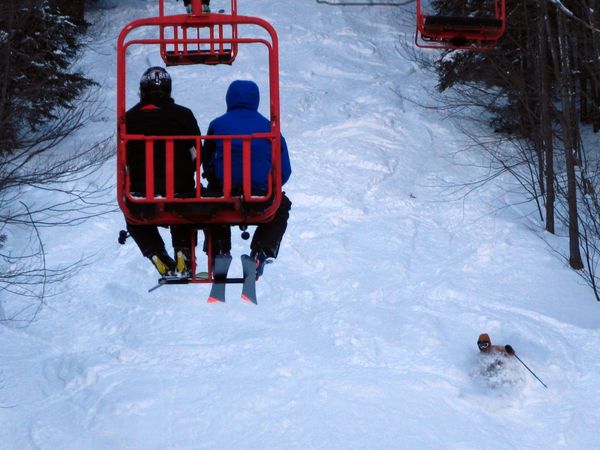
[226,80,260,111]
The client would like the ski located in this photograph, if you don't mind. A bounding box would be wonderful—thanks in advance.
[207,254,232,303]
[240,254,258,304]
[148,281,166,293]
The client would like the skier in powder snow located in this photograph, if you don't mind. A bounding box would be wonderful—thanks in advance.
[124,66,201,277]
[477,333,515,374]
[202,80,292,279]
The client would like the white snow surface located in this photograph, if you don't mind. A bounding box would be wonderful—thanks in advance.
[2,1,600,449]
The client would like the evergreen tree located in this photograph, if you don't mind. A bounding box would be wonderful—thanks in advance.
[0,0,112,321]
[49,0,86,25]
[0,0,93,153]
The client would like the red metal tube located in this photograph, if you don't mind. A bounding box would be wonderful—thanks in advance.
[222,139,232,199]
[145,140,155,200]
[195,136,202,199]
[165,139,175,200]
[242,138,252,199]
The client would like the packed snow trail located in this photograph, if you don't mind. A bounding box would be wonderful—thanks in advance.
[1,1,600,449]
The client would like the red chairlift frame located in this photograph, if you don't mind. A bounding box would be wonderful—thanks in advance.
[415,0,506,50]
[116,2,282,283]
[158,0,239,65]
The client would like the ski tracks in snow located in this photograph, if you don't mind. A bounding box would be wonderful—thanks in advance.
[2,1,600,449]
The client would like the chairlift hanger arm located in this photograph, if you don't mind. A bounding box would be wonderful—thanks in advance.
[315,0,412,6]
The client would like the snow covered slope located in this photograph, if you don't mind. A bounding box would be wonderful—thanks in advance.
[1,0,599,448]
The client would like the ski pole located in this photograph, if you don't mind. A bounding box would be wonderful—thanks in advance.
[505,345,548,388]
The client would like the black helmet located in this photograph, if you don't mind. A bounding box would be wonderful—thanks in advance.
[139,66,172,100]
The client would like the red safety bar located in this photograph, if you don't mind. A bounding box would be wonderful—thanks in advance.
[415,0,506,50]
[158,0,239,65]
[118,134,277,225]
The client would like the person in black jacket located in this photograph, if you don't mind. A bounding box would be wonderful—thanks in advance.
[125,66,201,277]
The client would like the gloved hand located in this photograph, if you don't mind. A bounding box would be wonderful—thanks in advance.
[505,344,515,355]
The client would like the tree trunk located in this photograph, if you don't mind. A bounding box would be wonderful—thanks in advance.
[557,13,584,269]
[539,0,554,233]
[546,8,584,269]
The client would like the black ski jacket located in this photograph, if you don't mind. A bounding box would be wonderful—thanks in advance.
[126,97,200,196]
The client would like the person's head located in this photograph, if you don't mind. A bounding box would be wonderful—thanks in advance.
[139,66,172,101]
[226,80,260,112]
[477,333,491,352]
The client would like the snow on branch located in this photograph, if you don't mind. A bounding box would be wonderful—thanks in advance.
[547,0,600,33]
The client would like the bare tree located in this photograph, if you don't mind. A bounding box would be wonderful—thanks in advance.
[0,0,115,324]
[426,0,600,297]
[538,0,555,234]
[546,8,584,269]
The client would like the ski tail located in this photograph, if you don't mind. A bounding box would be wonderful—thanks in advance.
[207,254,232,303]
[241,254,257,304]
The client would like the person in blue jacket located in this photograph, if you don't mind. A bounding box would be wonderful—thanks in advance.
[202,80,292,278]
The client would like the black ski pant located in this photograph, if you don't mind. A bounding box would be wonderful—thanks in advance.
[203,193,292,258]
[184,0,210,5]
[127,223,196,259]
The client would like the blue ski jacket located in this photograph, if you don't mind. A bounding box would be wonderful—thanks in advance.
[204,80,291,192]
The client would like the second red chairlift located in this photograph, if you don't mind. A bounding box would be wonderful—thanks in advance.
[415,0,506,50]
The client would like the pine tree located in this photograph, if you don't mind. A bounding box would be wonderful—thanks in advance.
[0,0,93,153]
[0,0,111,321]
[48,0,86,25]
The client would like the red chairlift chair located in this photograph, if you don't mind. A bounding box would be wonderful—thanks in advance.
[158,0,239,65]
[415,0,506,50]
[116,0,282,290]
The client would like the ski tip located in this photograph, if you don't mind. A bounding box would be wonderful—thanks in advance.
[241,294,257,305]
[207,297,225,304]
